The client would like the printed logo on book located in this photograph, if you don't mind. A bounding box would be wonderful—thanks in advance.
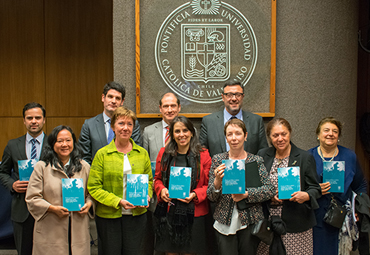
[155,0,257,103]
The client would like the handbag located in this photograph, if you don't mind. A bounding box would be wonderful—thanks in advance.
[252,218,273,245]
[323,196,346,228]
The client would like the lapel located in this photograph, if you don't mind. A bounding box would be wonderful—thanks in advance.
[288,143,301,167]
[96,113,108,147]
[18,133,48,160]
[216,111,226,152]
[16,135,27,160]
[287,143,303,188]
[242,111,249,150]
[263,146,276,173]
[154,121,163,152]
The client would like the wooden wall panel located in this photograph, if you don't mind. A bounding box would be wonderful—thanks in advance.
[0,118,30,157]
[46,118,88,140]
[0,0,45,116]
[44,0,113,117]
[0,0,113,159]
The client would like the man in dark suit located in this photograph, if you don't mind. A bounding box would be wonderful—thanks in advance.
[0,102,47,255]
[199,80,268,157]
[79,81,141,164]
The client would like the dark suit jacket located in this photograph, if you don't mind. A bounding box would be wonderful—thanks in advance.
[199,110,268,157]
[79,113,141,164]
[0,134,47,223]
[257,143,321,233]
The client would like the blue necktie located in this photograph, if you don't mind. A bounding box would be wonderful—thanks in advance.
[230,116,237,120]
[107,119,115,143]
[31,139,37,159]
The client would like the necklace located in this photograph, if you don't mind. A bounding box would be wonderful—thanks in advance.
[318,146,337,162]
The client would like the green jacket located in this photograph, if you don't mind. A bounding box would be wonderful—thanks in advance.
[87,138,153,218]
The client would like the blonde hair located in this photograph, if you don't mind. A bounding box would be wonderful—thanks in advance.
[110,106,137,128]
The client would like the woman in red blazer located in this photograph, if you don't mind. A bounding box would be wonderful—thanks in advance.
[154,115,211,255]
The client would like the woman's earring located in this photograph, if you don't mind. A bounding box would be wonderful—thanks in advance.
[317,137,319,141]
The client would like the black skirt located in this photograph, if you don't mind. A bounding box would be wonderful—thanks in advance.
[155,215,207,254]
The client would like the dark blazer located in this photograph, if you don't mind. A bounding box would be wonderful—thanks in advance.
[199,110,268,157]
[0,134,47,223]
[257,143,321,233]
[79,113,141,164]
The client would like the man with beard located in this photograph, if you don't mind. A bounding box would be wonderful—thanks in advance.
[0,102,48,255]
[199,80,268,157]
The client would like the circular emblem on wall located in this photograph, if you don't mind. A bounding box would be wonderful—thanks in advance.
[155,0,257,103]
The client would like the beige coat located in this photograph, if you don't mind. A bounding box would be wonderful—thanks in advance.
[26,160,94,255]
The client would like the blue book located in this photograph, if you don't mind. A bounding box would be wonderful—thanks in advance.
[18,159,38,181]
[169,166,192,199]
[151,161,156,179]
[222,159,245,194]
[62,178,85,211]
[323,161,345,193]
[126,174,149,206]
[278,167,300,200]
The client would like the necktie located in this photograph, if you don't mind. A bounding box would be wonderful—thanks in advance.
[31,139,37,159]
[107,119,115,143]
[230,116,237,120]
[164,126,170,145]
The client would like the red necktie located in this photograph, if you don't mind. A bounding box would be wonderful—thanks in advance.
[165,126,170,145]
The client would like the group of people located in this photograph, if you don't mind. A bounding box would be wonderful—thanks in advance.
[0,80,367,255]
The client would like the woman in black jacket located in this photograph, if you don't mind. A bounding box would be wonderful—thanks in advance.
[256,118,321,255]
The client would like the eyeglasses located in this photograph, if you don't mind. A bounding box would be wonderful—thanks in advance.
[223,92,244,99]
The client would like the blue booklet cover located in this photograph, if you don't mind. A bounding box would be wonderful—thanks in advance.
[62,178,85,211]
[323,161,345,193]
[126,174,149,206]
[169,166,192,199]
[278,167,300,200]
[151,161,156,179]
[222,159,245,194]
[18,159,38,181]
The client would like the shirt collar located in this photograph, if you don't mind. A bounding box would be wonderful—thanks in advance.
[103,111,111,124]
[26,132,44,144]
[223,108,243,123]
[162,119,169,129]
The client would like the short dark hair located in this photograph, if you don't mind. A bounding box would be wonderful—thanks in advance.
[224,118,247,136]
[266,118,292,144]
[316,117,342,137]
[23,102,46,118]
[41,125,83,176]
[159,92,180,106]
[222,80,244,93]
[103,81,126,99]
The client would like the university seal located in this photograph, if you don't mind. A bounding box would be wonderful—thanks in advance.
[155,0,257,103]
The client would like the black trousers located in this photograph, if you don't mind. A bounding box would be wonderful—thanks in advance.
[95,213,147,255]
[12,214,34,255]
[215,226,260,255]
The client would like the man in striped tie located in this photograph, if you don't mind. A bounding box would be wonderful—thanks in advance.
[0,102,47,255]
[142,92,181,255]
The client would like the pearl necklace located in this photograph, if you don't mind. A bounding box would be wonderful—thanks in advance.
[318,146,337,162]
